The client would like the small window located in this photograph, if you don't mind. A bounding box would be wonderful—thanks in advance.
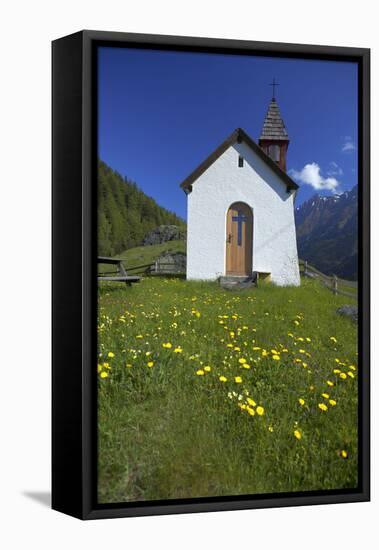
[268,144,280,162]
[238,155,244,167]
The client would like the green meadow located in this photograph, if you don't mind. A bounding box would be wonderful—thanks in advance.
[97,276,358,504]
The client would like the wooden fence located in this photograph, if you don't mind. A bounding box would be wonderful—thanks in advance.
[300,260,357,300]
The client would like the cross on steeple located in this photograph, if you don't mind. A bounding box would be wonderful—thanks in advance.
[269,77,279,100]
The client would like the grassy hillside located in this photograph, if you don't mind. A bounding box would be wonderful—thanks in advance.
[97,276,358,503]
[98,160,185,257]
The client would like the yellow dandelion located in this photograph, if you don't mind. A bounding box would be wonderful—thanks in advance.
[268,426,274,433]
[294,430,302,440]
[162,342,172,348]
[239,358,247,364]
[204,366,211,372]
[234,376,242,383]
[341,450,348,459]
[340,372,347,380]
[196,369,205,376]
[298,398,305,406]
[107,352,115,358]
[322,393,330,399]
[219,375,227,382]
[327,380,334,387]
[347,371,355,378]
[100,371,108,379]
[252,346,261,351]
[97,364,102,373]
[242,363,251,369]
[256,406,265,416]
[247,397,256,407]
[318,403,328,411]
[246,406,255,416]
[272,355,280,361]
[147,361,154,368]
[174,347,183,353]
[329,399,337,406]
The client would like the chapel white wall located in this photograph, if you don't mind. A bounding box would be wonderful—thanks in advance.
[186,142,300,286]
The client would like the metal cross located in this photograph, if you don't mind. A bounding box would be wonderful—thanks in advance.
[232,211,247,246]
[269,77,279,100]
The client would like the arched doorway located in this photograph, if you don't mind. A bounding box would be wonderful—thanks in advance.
[225,202,253,276]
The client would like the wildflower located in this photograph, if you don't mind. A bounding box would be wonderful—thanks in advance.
[272,355,280,361]
[298,398,305,406]
[219,375,227,382]
[235,376,242,384]
[107,352,115,358]
[333,369,341,374]
[252,346,261,351]
[100,371,108,379]
[318,403,328,411]
[174,347,183,353]
[256,406,265,416]
[340,372,347,380]
[294,430,302,440]
[97,364,102,373]
[322,393,330,399]
[162,342,172,348]
[147,361,154,368]
[204,366,211,372]
[247,397,256,407]
[242,363,251,369]
[238,358,247,364]
[340,450,348,459]
[246,406,255,416]
[196,369,205,376]
[329,399,337,406]
[268,426,274,433]
[327,380,334,387]
[347,371,355,378]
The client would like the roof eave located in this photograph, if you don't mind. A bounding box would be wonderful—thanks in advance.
[179,127,298,193]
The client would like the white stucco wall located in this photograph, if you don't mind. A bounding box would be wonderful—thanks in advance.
[186,142,300,286]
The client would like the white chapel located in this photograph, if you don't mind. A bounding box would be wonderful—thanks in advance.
[180,97,300,286]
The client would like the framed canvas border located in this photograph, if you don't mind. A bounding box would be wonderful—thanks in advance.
[52,30,370,520]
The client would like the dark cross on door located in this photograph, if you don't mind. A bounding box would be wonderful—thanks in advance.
[269,77,279,100]
[232,211,247,246]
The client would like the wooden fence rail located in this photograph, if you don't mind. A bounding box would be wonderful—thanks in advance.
[301,260,357,300]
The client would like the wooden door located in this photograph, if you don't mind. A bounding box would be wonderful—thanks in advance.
[225,202,253,276]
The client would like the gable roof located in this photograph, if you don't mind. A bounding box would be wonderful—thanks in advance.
[259,99,289,141]
[179,127,298,194]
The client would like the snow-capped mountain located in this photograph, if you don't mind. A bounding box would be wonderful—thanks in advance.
[295,185,358,280]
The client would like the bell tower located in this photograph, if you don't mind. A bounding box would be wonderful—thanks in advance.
[259,79,289,172]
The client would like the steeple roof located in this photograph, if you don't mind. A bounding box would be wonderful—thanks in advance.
[260,99,289,141]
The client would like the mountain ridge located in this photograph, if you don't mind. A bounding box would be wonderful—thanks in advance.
[295,185,358,280]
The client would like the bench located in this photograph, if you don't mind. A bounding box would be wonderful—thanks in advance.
[97,256,141,286]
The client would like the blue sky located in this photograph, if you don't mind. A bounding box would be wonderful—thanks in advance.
[98,47,358,219]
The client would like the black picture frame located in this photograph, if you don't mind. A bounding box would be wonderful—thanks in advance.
[52,30,370,520]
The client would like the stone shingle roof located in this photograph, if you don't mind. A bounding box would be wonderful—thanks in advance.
[260,99,289,141]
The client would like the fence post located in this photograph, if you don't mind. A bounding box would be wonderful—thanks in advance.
[333,275,338,295]
[304,260,308,276]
